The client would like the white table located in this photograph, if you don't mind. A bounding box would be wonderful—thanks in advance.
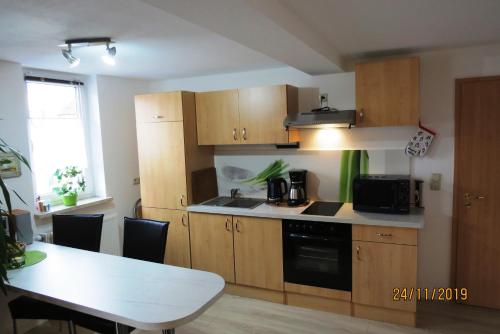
[6,242,225,332]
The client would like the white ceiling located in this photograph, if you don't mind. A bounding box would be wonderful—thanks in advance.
[0,0,283,79]
[283,0,500,57]
[1,0,500,79]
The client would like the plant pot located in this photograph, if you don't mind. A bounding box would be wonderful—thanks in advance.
[62,193,78,206]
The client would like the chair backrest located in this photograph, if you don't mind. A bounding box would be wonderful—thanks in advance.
[52,214,104,252]
[123,217,169,263]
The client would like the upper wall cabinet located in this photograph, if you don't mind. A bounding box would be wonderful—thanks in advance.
[195,85,298,145]
[135,92,184,123]
[195,89,239,145]
[355,57,420,127]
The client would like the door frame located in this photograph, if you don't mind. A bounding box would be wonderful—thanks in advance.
[451,75,500,287]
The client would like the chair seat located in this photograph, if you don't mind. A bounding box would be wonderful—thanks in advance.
[72,311,135,334]
[8,296,72,321]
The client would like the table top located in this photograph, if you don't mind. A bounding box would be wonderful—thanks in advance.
[5,242,225,330]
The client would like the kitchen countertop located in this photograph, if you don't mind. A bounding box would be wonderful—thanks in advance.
[187,201,425,229]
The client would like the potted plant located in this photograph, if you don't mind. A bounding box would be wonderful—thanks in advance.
[1,137,31,294]
[53,166,86,206]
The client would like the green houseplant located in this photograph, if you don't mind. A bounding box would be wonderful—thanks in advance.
[53,166,86,206]
[1,137,31,294]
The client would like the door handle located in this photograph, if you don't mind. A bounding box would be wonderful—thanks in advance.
[235,220,241,233]
[180,194,186,207]
[233,128,238,141]
[356,246,361,261]
[242,128,247,141]
[181,214,188,227]
[153,115,164,119]
[376,233,392,237]
[225,219,232,232]
[475,195,485,200]
[359,109,364,122]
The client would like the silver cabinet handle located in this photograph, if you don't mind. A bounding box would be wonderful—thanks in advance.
[233,128,238,141]
[181,214,188,227]
[180,194,186,207]
[225,219,232,232]
[359,109,364,122]
[153,115,164,119]
[356,246,361,260]
[476,195,485,200]
[235,220,241,233]
[242,128,247,141]
[376,233,392,237]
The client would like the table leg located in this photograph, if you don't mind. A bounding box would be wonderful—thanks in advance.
[166,329,175,334]
[115,323,130,334]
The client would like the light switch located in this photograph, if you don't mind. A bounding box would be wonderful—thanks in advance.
[430,173,441,191]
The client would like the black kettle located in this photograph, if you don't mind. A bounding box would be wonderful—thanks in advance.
[267,177,288,204]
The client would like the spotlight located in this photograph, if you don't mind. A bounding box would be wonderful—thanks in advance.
[102,43,116,66]
[61,45,80,68]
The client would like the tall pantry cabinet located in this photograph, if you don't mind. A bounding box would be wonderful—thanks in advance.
[135,91,214,268]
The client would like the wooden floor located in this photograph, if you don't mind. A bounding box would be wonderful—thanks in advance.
[25,294,500,334]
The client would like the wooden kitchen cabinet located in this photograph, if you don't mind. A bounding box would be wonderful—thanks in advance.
[195,89,239,145]
[195,85,298,145]
[135,92,184,123]
[355,57,419,127]
[136,121,187,210]
[141,207,191,268]
[238,85,297,145]
[189,213,236,283]
[233,216,283,291]
[135,91,214,210]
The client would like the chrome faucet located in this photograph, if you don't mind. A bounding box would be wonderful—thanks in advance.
[230,188,240,199]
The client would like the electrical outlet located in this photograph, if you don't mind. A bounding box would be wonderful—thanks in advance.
[133,177,140,185]
[430,173,441,191]
[320,93,328,107]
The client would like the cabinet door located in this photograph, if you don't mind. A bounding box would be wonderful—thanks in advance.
[195,90,239,145]
[141,208,191,268]
[136,122,187,209]
[233,216,283,291]
[135,92,183,123]
[189,213,235,282]
[352,241,417,312]
[238,85,295,144]
[355,57,419,127]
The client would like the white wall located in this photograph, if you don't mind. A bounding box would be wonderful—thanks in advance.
[150,43,500,289]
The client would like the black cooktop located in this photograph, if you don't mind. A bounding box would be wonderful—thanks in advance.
[301,201,344,216]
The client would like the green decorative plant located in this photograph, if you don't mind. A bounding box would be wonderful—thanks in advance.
[1,137,31,294]
[53,166,86,206]
[242,159,289,186]
[339,150,369,203]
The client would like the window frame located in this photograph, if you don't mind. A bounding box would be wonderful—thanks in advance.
[25,74,96,204]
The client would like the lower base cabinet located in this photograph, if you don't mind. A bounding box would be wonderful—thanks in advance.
[141,207,191,268]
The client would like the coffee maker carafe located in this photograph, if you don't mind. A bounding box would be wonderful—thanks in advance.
[288,169,307,206]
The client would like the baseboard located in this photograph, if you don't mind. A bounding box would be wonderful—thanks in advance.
[285,292,352,316]
[352,303,417,327]
[225,283,284,304]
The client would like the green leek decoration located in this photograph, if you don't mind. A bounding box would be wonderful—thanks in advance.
[339,150,369,203]
[242,159,289,186]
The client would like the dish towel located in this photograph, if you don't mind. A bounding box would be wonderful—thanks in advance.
[405,123,436,157]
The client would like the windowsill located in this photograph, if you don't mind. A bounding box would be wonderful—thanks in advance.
[34,197,113,219]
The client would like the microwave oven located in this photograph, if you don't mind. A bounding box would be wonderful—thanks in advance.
[353,175,410,214]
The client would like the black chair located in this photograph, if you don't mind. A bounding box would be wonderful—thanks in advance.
[8,214,104,334]
[72,217,170,334]
[53,214,104,251]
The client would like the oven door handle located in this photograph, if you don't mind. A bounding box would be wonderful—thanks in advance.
[287,233,340,243]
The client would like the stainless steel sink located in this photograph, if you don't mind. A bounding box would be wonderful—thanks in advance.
[201,196,265,209]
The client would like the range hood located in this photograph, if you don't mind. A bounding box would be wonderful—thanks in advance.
[284,107,356,129]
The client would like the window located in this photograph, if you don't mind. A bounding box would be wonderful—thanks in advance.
[26,77,94,201]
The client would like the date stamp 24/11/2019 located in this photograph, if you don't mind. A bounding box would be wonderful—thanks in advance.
[393,288,468,302]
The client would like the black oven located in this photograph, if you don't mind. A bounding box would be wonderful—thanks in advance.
[353,174,410,214]
[283,220,351,291]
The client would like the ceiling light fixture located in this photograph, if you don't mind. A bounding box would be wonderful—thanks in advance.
[102,42,116,66]
[61,44,80,68]
[59,37,116,67]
